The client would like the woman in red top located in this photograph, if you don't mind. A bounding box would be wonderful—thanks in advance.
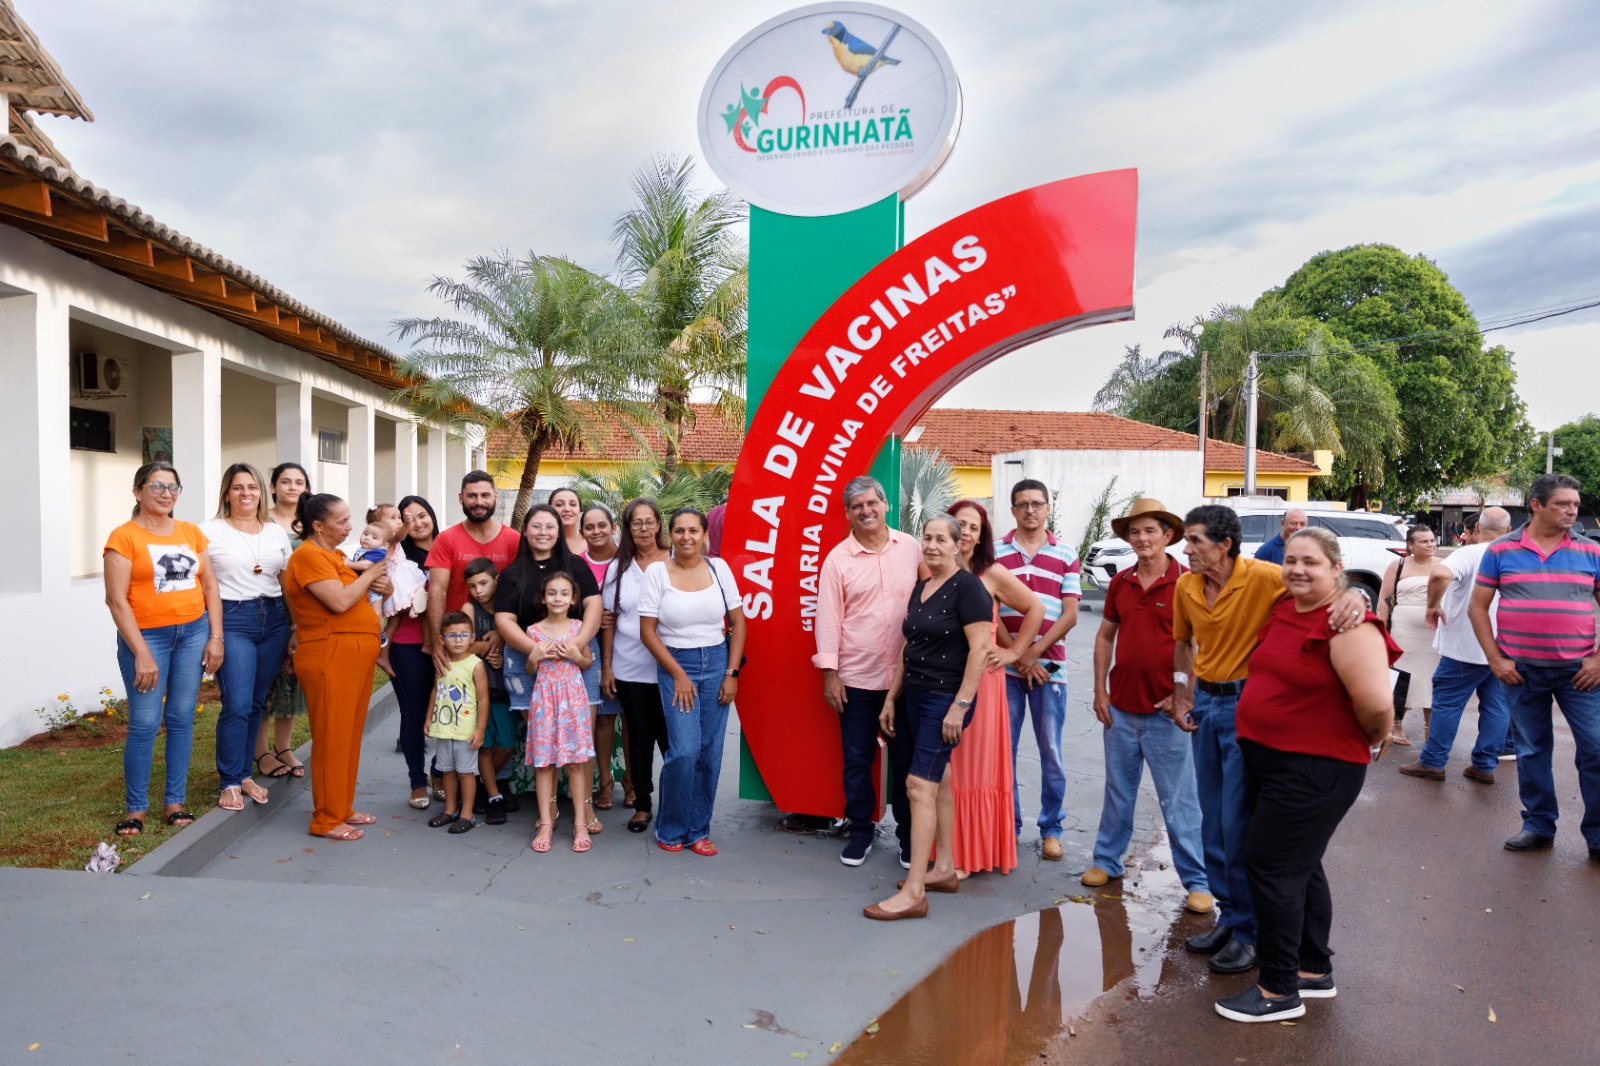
[1217,527,1397,1024]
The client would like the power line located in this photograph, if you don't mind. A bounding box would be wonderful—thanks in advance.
[1255,295,1600,360]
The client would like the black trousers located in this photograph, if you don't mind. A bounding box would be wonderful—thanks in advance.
[882,693,914,849]
[1240,738,1366,995]
[615,679,668,814]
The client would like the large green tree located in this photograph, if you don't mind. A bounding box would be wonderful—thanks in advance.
[611,155,748,481]
[392,252,655,528]
[1268,243,1529,507]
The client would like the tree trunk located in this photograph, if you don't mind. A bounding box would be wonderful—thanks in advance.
[662,418,683,483]
[512,427,550,531]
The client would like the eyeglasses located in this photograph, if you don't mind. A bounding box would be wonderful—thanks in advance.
[1013,501,1049,511]
[441,633,473,642]
[145,482,183,496]
[630,520,659,530]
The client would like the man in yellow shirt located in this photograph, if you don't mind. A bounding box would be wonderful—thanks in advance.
[1160,505,1365,977]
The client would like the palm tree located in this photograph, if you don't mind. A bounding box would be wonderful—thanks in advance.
[899,446,960,535]
[611,155,748,481]
[567,456,732,517]
[392,252,655,528]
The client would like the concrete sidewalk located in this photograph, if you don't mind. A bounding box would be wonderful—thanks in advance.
[1,621,1147,1064]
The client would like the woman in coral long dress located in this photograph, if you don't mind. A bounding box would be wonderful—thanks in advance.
[945,501,1044,876]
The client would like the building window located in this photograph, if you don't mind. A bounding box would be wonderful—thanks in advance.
[1224,485,1288,500]
[69,406,115,452]
[318,427,347,464]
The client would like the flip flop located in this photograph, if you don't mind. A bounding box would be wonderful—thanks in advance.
[165,810,195,827]
[218,787,245,812]
[241,781,270,805]
[115,817,144,837]
[321,825,363,841]
[688,839,718,857]
[345,811,377,825]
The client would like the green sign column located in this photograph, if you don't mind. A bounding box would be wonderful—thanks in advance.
[738,194,903,801]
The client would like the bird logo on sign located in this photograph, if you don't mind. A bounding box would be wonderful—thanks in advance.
[821,20,903,108]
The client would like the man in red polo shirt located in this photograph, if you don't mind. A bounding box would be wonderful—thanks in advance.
[1087,499,1213,916]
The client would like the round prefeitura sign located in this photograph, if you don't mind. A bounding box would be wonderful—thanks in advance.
[697,2,962,217]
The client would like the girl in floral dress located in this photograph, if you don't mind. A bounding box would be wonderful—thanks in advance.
[525,571,595,853]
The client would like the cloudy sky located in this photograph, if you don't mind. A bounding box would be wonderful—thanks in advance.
[26,0,1600,431]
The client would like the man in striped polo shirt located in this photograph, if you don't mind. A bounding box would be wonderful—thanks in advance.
[997,480,1081,861]
[1469,474,1600,861]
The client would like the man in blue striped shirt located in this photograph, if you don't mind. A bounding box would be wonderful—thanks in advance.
[1469,473,1600,861]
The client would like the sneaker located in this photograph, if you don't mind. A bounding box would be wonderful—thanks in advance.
[1214,986,1305,1023]
[898,840,912,870]
[485,796,507,826]
[1297,972,1337,999]
[840,838,873,867]
[1499,749,1518,761]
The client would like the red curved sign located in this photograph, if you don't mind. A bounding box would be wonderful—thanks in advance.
[726,169,1139,816]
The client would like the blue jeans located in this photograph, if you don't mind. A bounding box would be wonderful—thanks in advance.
[116,614,209,812]
[1092,706,1209,892]
[1508,660,1600,846]
[1004,676,1067,838]
[1190,689,1256,943]
[1419,656,1510,774]
[655,644,729,846]
[214,597,290,788]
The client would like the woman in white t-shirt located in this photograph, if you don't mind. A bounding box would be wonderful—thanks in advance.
[601,498,672,833]
[638,506,746,855]
[201,463,293,811]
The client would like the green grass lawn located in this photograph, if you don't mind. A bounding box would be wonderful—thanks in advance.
[0,671,388,871]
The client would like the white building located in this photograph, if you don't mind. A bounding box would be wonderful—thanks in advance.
[0,22,479,745]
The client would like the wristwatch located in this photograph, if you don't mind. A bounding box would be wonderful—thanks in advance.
[725,669,740,678]
[954,697,972,708]
[1173,671,1190,686]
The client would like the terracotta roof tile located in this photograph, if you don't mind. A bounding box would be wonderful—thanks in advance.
[486,404,1317,475]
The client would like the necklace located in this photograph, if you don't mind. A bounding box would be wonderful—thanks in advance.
[227,514,266,574]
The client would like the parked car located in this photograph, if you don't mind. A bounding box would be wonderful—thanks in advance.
[1081,502,1408,610]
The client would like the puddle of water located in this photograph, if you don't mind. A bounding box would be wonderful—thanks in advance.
[838,838,1198,1065]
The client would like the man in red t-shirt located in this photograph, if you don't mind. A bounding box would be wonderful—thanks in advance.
[426,471,523,674]
[1087,499,1212,916]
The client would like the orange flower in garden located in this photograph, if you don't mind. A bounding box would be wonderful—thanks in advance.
[57,693,69,701]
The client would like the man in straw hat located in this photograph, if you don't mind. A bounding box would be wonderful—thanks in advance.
[1085,498,1213,916]
[1160,505,1369,976]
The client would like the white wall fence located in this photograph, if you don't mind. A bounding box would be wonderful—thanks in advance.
[0,226,483,747]
[989,449,1205,547]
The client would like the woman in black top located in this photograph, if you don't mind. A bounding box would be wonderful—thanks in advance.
[868,514,992,921]
[493,504,604,829]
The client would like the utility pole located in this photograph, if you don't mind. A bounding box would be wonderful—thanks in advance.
[1198,349,1208,498]
[1243,350,1259,497]
[1547,432,1562,474]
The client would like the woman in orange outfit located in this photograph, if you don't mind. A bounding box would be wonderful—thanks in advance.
[282,493,391,840]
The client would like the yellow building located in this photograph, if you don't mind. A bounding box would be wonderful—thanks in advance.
[487,404,1327,503]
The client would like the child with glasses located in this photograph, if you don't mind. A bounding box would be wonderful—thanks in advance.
[426,611,488,833]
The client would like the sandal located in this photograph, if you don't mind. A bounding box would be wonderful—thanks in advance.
[572,831,591,853]
[256,752,291,779]
[345,811,377,825]
[165,810,195,827]
[115,817,145,837]
[688,839,718,857]
[428,811,460,828]
[530,822,555,853]
[241,780,270,805]
[656,839,684,852]
[274,748,306,779]
[321,825,363,841]
[218,786,245,812]
[594,781,615,811]
[584,799,604,834]
[448,818,475,835]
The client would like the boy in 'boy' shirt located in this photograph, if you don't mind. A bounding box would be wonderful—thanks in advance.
[427,611,488,833]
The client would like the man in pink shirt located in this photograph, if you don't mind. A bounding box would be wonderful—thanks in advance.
[815,475,925,868]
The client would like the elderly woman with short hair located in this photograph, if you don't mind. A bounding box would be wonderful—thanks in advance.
[866,514,992,920]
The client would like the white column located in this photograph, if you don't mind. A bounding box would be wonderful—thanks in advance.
[422,423,446,504]
[393,418,418,501]
[275,380,314,468]
[0,289,52,594]
[347,402,375,512]
[445,432,470,495]
[171,349,222,523]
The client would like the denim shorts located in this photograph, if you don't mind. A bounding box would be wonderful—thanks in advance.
[903,687,974,783]
[581,636,603,706]
[503,645,533,711]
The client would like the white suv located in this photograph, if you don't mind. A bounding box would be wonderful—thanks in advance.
[1082,504,1408,609]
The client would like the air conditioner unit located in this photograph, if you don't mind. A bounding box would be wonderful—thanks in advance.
[76,352,129,398]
